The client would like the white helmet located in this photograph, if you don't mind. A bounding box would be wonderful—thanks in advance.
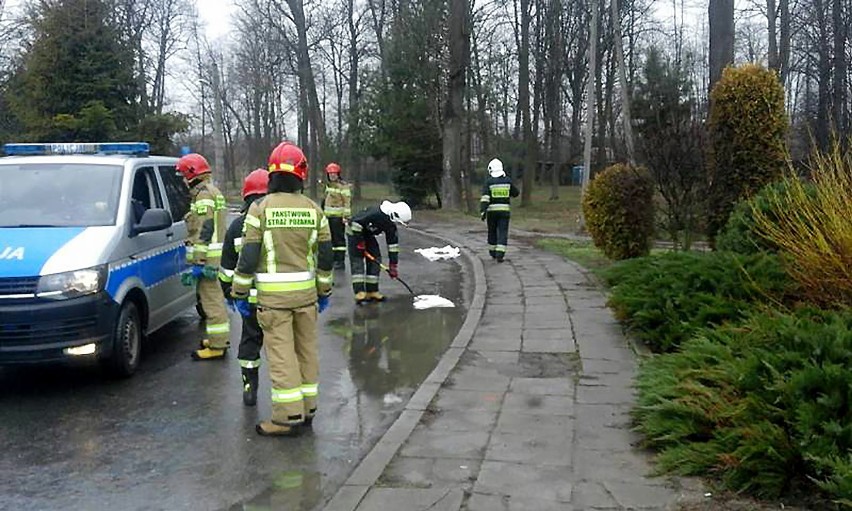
[380,200,412,225]
[488,158,505,178]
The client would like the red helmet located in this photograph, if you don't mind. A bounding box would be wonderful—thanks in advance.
[325,162,341,175]
[176,153,211,181]
[242,168,269,198]
[268,141,308,181]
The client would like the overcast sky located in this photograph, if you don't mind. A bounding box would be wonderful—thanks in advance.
[2,0,235,39]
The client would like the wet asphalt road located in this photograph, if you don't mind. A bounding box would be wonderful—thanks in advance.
[0,229,470,511]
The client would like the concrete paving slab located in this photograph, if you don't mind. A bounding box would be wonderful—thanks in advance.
[522,328,571,340]
[420,409,499,432]
[571,481,621,509]
[501,392,574,416]
[485,432,573,466]
[466,492,577,511]
[382,456,480,488]
[356,487,464,511]
[431,389,505,413]
[323,485,370,511]
[573,447,658,481]
[400,426,491,460]
[523,337,575,353]
[469,336,523,352]
[494,413,573,435]
[474,460,572,502]
[576,384,637,405]
[509,377,575,396]
[604,480,680,509]
[446,372,512,392]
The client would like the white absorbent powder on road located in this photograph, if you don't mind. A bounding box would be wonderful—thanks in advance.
[413,295,456,310]
[414,245,461,261]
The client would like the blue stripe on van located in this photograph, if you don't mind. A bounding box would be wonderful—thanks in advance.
[105,245,187,300]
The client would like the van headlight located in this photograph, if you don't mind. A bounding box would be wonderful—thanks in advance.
[37,266,106,299]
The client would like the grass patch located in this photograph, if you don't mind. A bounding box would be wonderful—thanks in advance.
[536,238,611,271]
[510,185,583,234]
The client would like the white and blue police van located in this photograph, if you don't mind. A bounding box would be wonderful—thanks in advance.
[0,142,196,376]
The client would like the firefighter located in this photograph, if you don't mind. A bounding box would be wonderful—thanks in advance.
[480,158,520,263]
[218,168,268,406]
[321,162,352,270]
[177,153,231,360]
[348,200,411,304]
[232,141,333,437]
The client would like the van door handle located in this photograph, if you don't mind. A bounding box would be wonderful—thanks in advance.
[166,231,175,238]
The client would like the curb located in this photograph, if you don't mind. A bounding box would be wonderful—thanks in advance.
[323,227,487,511]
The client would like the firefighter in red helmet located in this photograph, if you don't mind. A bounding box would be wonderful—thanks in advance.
[176,153,231,360]
[232,142,333,436]
[321,162,352,269]
[218,169,268,405]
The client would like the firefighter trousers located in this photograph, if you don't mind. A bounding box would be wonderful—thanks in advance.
[237,306,263,369]
[329,217,347,264]
[197,277,230,349]
[487,213,510,259]
[257,304,319,425]
[349,235,381,294]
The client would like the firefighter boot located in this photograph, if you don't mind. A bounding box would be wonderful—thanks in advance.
[256,420,302,437]
[355,291,368,304]
[365,292,386,302]
[304,408,317,428]
[241,368,259,406]
[192,347,227,361]
[199,339,230,349]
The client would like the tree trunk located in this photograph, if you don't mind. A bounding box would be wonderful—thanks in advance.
[779,0,790,83]
[767,0,778,71]
[581,0,599,230]
[442,0,468,210]
[708,0,734,92]
[832,0,846,135]
[612,0,636,166]
[346,0,363,201]
[518,0,535,207]
[546,0,562,200]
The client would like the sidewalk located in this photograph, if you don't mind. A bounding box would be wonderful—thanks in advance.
[325,219,703,511]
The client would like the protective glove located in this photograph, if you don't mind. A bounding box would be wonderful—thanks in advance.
[191,265,205,279]
[356,241,366,255]
[480,211,487,221]
[317,295,330,313]
[180,272,196,287]
[234,299,252,318]
[388,263,399,279]
[202,266,218,279]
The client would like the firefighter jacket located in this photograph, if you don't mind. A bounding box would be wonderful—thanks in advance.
[349,206,399,265]
[185,176,228,266]
[232,192,333,309]
[480,175,520,215]
[322,180,352,218]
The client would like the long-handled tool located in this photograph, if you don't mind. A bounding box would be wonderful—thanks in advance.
[363,250,415,295]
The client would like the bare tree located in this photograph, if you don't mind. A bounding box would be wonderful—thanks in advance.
[442,0,469,210]
[709,0,734,91]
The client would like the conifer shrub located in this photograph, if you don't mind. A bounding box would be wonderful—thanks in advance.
[634,307,852,502]
[582,163,655,260]
[715,181,790,255]
[599,251,793,352]
[706,64,788,241]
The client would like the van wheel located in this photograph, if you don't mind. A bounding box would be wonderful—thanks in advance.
[102,301,142,378]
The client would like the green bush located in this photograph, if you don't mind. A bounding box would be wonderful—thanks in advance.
[707,64,788,241]
[582,163,655,260]
[600,251,793,352]
[634,307,852,502]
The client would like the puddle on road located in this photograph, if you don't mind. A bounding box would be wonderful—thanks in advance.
[328,288,465,403]
[229,470,322,511]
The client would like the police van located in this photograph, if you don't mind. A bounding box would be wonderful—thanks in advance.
[0,142,196,376]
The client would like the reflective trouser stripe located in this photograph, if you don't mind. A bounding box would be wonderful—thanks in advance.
[488,245,497,251]
[300,383,318,397]
[317,275,333,286]
[271,388,303,403]
[333,246,347,251]
[234,274,253,286]
[387,244,399,253]
[207,322,229,335]
[239,359,261,369]
[351,274,365,283]
[219,268,234,283]
[365,275,379,284]
[495,245,506,253]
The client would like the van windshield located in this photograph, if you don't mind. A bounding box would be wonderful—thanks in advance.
[0,163,123,227]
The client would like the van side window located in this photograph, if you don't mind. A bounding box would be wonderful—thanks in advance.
[158,165,190,220]
[130,167,164,224]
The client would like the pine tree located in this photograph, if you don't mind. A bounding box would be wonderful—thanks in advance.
[8,0,138,141]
